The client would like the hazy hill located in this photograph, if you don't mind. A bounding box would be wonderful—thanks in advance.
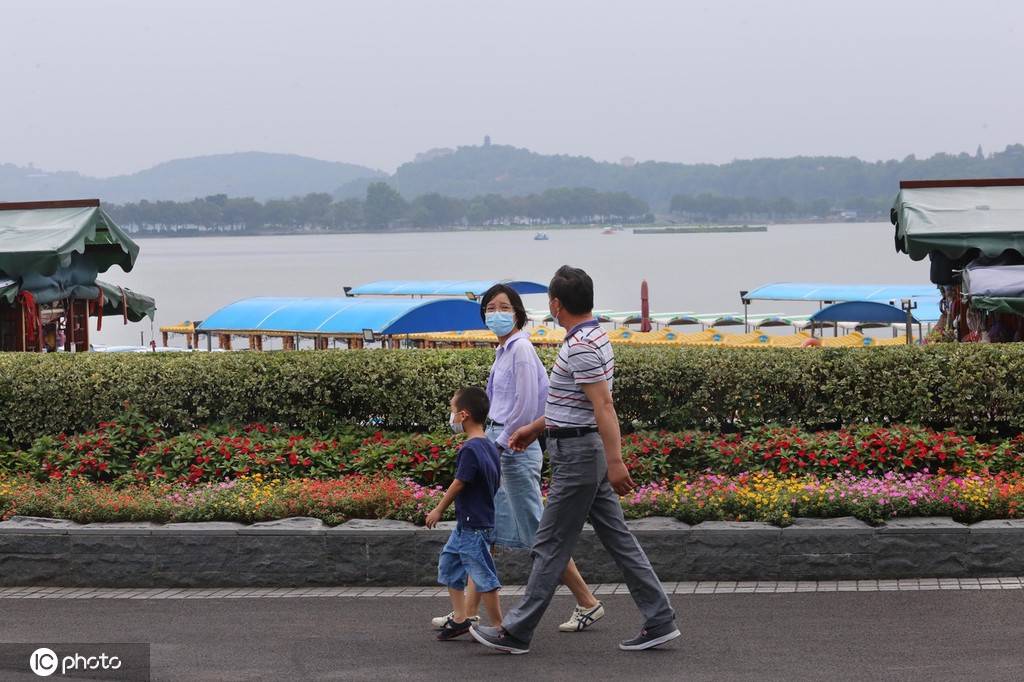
[0,152,383,203]
[8,144,1024,211]
[336,143,1024,210]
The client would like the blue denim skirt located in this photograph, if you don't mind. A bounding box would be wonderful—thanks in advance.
[486,424,544,550]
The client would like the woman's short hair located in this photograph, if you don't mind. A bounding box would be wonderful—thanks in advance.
[479,284,528,330]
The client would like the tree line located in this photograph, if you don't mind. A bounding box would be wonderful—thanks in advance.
[669,193,890,222]
[107,184,653,234]
[373,142,1024,212]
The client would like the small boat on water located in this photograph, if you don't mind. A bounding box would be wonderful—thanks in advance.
[601,227,617,235]
[534,232,549,241]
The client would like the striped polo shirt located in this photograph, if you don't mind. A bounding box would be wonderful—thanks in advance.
[545,319,615,428]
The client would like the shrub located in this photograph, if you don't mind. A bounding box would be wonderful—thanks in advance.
[0,349,496,444]
[3,345,1024,444]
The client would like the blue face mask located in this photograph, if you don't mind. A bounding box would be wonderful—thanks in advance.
[485,311,516,337]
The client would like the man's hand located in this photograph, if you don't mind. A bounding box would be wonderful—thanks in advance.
[425,508,442,528]
[607,458,636,496]
[508,420,543,451]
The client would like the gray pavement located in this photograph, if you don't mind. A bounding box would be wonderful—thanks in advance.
[1,590,1022,680]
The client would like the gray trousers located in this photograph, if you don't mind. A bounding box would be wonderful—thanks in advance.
[502,432,676,642]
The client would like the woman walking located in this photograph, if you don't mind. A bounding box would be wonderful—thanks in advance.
[432,283,604,632]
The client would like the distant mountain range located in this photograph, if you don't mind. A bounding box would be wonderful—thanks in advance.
[4,143,1024,210]
[0,152,383,203]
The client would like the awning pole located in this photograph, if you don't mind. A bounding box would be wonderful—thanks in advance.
[740,290,749,333]
[901,299,915,345]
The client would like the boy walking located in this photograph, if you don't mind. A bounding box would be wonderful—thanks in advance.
[471,265,679,654]
[426,387,503,640]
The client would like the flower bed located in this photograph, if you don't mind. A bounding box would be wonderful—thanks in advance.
[0,474,445,526]
[621,471,1024,525]
[622,425,1024,482]
[4,470,1024,527]
[7,411,1024,487]
[7,410,1024,527]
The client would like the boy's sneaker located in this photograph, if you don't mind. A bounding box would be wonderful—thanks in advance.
[619,622,681,651]
[436,617,473,641]
[469,624,530,655]
[558,602,605,632]
[431,612,480,629]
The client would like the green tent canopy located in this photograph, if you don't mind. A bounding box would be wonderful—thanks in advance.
[0,278,155,321]
[95,281,156,322]
[892,180,1024,261]
[969,296,1024,316]
[0,200,140,277]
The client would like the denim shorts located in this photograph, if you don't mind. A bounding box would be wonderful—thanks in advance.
[437,526,502,593]
[486,424,544,550]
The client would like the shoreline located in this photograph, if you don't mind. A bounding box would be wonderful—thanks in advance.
[129,218,881,240]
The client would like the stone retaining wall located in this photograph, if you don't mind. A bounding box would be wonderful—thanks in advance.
[2,515,1023,587]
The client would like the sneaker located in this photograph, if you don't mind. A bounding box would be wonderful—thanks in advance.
[619,622,681,651]
[437,617,472,641]
[432,611,480,629]
[558,602,605,632]
[469,624,530,655]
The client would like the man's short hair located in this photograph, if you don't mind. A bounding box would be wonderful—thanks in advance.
[548,265,594,315]
[453,386,490,424]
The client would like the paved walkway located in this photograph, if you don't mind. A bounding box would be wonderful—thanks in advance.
[1,576,1023,600]
[1,586,1022,680]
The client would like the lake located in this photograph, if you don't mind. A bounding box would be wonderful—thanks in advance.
[95,222,930,346]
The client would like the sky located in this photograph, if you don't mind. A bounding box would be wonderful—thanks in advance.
[1,0,1022,177]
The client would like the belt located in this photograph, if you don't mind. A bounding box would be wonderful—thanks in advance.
[485,419,504,428]
[545,426,598,439]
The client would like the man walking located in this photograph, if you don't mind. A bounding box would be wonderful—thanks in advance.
[471,265,679,654]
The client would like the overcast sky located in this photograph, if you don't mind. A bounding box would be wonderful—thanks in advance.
[2,0,1021,177]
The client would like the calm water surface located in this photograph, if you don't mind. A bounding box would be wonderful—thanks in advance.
[96,223,929,346]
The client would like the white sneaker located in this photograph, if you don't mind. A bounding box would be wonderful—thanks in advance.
[432,611,480,629]
[558,602,605,632]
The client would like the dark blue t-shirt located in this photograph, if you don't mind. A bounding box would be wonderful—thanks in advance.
[454,437,501,529]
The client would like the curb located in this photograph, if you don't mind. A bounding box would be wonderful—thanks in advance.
[2,515,1024,587]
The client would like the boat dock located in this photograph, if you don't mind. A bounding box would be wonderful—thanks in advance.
[633,225,767,235]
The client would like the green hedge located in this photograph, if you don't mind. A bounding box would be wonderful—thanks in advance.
[1,344,1024,444]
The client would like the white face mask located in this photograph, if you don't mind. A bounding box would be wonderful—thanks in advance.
[549,300,562,327]
[449,411,464,434]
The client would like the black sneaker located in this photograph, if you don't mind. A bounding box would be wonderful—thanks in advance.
[619,622,681,651]
[469,624,530,654]
[437,617,472,641]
